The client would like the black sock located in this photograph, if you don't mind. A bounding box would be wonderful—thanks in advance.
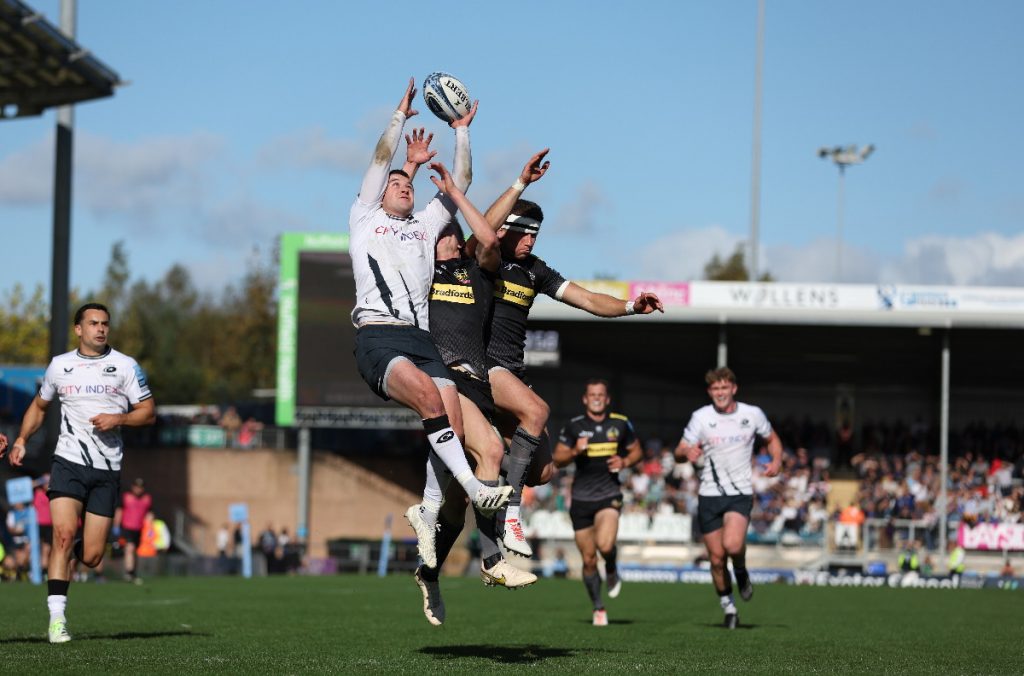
[504,428,540,508]
[734,566,749,584]
[48,579,70,596]
[583,572,603,610]
[483,553,503,569]
[717,584,733,598]
[604,546,618,577]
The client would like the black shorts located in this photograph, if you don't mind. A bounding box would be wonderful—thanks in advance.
[38,525,53,544]
[48,456,121,518]
[697,494,753,535]
[449,368,495,421]
[354,325,452,401]
[122,528,143,547]
[569,494,623,531]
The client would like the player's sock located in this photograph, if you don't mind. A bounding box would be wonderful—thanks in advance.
[504,427,540,511]
[420,450,452,528]
[473,480,503,562]
[583,572,604,610]
[423,415,482,498]
[419,512,463,582]
[47,579,70,622]
[604,546,618,577]
[718,586,737,615]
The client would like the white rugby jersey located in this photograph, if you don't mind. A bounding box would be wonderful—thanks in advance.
[680,402,772,497]
[350,111,470,328]
[38,347,152,471]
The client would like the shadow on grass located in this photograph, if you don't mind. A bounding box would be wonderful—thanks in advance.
[697,622,789,630]
[0,629,210,645]
[421,643,613,665]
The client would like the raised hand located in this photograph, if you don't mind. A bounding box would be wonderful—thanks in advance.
[405,128,437,166]
[428,161,458,195]
[397,77,419,118]
[520,148,551,185]
[450,100,478,128]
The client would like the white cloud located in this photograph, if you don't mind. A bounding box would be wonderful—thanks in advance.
[258,126,366,173]
[0,136,53,205]
[555,181,609,234]
[638,228,1024,286]
[196,197,309,247]
[639,225,743,281]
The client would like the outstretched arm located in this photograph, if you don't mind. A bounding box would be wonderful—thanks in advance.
[429,162,499,271]
[356,78,416,204]
[483,148,551,231]
[558,283,664,317]
[422,102,477,222]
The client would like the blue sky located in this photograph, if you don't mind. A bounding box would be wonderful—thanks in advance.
[2,0,1023,300]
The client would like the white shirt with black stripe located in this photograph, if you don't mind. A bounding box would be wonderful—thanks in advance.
[681,402,772,497]
[38,347,152,471]
[349,111,470,329]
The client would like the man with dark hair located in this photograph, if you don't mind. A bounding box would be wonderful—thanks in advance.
[674,367,782,629]
[2,302,156,643]
[349,79,511,568]
[408,151,551,625]
[478,166,664,557]
[553,379,643,626]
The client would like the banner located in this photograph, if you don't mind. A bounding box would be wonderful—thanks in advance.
[958,523,1024,551]
[629,281,690,307]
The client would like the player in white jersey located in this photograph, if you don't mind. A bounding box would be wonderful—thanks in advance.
[349,79,511,569]
[2,303,155,643]
[675,367,781,629]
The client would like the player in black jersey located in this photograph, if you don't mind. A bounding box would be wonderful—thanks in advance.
[404,158,541,625]
[477,154,664,558]
[553,379,643,627]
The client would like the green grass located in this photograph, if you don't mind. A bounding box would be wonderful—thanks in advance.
[0,574,1019,674]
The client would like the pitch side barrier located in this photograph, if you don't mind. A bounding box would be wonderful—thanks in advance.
[619,565,1023,590]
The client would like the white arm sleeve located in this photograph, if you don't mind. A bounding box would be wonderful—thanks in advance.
[421,126,471,229]
[356,110,407,205]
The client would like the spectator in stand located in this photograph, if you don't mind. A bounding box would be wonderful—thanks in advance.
[5,503,30,580]
[258,523,278,573]
[237,418,264,450]
[114,478,152,584]
[216,523,232,574]
[33,475,53,574]
[220,406,242,447]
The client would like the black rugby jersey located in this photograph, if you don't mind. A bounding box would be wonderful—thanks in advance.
[558,412,638,502]
[429,255,496,376]
[487,255,568,372]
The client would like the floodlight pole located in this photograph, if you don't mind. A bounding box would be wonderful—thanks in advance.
[49,0,76,360]
[748,0,765,281]
[297,427,311,547]
[818,144,874,283]
[938,332,950,553]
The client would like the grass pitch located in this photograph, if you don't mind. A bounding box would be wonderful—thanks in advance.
[0,573,1019,674]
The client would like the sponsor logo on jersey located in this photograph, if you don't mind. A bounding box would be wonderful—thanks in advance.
[373,223,429,241]
[431,284,475,304]
[586,441,619,458]
[495,280,535,307]
[606,426,620,441]
[104,366,117,373]
[64,367,74,373]
[741,418,750,427]
[57,384,123,396]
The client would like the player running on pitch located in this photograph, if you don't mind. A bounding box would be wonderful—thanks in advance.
[349,79,511,566]
[479,162,664,558]
[674,367,782,629]
[553,379,643,627]
[2,303,156,643]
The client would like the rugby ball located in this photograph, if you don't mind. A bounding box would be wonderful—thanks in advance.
[422,72,472,124]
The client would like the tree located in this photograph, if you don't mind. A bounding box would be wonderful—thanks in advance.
[703,244,774,282]
[0,284,49,363]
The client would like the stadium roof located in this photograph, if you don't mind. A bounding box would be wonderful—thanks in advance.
[530,280,1024,329]
[0,0,122,119]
